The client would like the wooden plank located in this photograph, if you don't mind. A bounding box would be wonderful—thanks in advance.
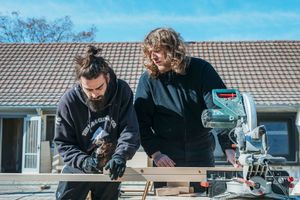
[156,187,180,196]
[0,173,206,182]
[156,186,193,196]
[0,173,111,182]
[167,182,189,187]
[0,167,241,182]
[172,186,191,194]
[124,167,240,175]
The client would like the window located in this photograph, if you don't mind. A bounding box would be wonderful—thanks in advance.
[259,122,288,155]
[215,112,298,164]
[258,113,298,163]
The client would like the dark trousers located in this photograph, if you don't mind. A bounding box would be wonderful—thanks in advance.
[56,165,120,200]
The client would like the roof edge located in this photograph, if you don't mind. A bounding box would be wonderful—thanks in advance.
[0,41,142,45]
[1,40,300,46]
[0,105,56,110]
[186,40,300,44]
[256,105,300,112]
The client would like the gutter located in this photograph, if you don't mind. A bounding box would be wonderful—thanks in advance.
[256,105,300,112]
[0,106,57,116]
[0,105,56,109]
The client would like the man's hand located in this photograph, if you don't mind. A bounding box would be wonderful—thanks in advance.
[104,155,126,180]
[81,152,101,173]
[225,149,242,168]
[152,151,176,167]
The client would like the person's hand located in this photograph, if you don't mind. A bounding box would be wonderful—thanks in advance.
[81,152,101,173]
[225,149,242,168]
[104,155,126,180]
[152,151,176,167]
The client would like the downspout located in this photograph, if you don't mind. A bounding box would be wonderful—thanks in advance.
[296,110,300,164]
[0,119,2,171]
[296,110,300,134]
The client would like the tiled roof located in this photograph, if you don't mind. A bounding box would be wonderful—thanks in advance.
[0,41,299,107]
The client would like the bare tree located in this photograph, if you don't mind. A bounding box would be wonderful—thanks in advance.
[0,12,97,43]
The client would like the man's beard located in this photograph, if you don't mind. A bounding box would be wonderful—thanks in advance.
[86,96,106,113]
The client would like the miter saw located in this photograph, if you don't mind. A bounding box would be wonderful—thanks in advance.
[201,89,295,199]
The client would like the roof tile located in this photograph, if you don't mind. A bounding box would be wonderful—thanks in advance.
[0,41,300,107]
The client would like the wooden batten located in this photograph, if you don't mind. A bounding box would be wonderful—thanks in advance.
[0,167,240,182]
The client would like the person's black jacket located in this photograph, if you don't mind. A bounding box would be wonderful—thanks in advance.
[134,57,232,165]
[54,79,140,170]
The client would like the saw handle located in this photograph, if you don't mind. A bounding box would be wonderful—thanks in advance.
[217,93,237,98]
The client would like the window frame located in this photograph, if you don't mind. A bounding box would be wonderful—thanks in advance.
[257,112,298,164]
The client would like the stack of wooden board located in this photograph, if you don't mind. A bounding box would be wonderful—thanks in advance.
[155,182,203,197]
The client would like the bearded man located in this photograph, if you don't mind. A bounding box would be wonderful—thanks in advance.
[54,45,140,200]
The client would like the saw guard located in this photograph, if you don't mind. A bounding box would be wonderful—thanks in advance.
[242,93,257,132]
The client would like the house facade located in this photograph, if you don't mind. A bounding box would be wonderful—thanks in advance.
[0,42,299,177]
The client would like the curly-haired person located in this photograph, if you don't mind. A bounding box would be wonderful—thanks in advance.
[134,27,239,193]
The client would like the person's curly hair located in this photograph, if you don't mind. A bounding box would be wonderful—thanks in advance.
[143,27,190,78]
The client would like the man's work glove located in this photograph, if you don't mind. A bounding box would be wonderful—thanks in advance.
[104,155,126,180]
[152,151,176,167]
[81,152,101,173]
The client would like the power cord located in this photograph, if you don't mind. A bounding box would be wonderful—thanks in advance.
[228,128,237,144]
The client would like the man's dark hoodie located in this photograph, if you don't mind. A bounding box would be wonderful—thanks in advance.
[54,73,140,170]
[134,57,232,166]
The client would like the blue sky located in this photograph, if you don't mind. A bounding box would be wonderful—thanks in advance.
[1,0,300,42]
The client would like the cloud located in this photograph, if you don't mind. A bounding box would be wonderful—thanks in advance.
[76,11,300,27]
